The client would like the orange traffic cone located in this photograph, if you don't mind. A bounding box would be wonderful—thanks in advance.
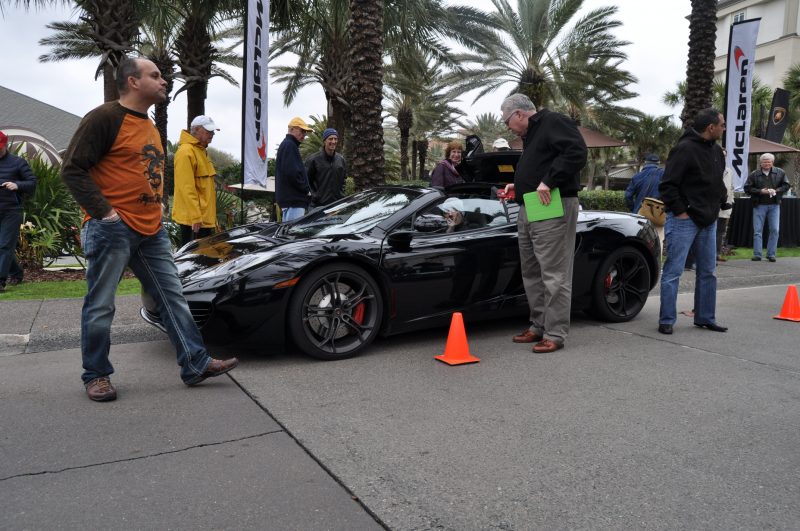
[773,285,800,322]
[435,312,480,365]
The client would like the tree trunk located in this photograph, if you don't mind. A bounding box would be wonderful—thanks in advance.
[681,0,718,127]
[411,139,418,179]
[398,107,412,180]
[103,63,119,102]
[417,138,428,180]
[348,0,385,191]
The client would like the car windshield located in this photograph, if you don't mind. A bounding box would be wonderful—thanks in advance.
[282,189,421,238]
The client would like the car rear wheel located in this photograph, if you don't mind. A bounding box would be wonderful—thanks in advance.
[288,263,383,360]
[590,246,651,322]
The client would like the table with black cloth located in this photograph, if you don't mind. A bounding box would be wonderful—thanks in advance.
[727,197,800,248]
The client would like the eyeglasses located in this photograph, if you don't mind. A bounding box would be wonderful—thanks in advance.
[503,110,518,126]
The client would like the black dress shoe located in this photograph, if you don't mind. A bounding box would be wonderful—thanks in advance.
[694,322,728,332]
[658,324,673,335]
[751,256,761,261]
[768,257,776,262]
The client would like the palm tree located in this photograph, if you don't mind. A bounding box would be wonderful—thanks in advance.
[462,113,511,147]
[173,0,242,125]
[663,78,773,134]
[449,0,635,117]
[623,114,682,165]
[348,0,385,190]
[681,0,718,127]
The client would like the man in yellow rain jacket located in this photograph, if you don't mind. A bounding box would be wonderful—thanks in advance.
[172,115,219,245]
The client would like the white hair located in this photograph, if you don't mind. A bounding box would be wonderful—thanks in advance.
[760,153,775,162]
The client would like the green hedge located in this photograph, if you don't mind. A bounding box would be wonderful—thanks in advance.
[578,190,628,213]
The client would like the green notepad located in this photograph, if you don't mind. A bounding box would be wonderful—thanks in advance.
[523,188,564,221]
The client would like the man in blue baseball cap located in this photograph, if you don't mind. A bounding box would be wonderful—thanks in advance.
[305,127,347,208]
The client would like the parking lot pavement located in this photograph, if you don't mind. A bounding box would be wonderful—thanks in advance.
[0,340,383,530]
[222,284,800,530]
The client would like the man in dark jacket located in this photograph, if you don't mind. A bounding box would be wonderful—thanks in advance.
[625,153,663,213]
[500,93,587,354]
[276,116,313,221]
[657,108,729,335]
[0,131,37,292]
[743,153,791,262]
[305,128,346,208]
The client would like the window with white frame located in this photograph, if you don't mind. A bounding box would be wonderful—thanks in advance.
[733,10,746,23]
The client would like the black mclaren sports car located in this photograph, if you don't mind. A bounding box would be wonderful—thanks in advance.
[142,146,660,360]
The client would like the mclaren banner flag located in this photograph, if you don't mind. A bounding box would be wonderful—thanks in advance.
[723,18,760,191]
[242,0,270,186]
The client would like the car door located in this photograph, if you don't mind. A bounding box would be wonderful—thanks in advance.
[380,195,521,333]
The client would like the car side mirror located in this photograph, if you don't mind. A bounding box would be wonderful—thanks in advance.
[387,231,413,252]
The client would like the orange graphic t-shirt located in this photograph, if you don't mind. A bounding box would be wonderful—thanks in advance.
[62,101,165,236]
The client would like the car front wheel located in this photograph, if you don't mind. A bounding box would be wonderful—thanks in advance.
[590,246,651,322]
[288,263,383,360]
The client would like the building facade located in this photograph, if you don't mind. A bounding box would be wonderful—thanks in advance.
[715,0,800,89]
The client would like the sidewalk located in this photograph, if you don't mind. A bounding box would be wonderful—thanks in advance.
[2,257,799,356]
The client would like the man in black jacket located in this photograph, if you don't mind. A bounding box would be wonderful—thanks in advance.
[743,153,791,262]
[657,108,729,335]
[276,117,313,221]
[0,131,37,292]
[305,128,346,208]
[500,93,587,354]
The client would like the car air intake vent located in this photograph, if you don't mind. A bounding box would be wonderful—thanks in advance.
[188,301,213,328]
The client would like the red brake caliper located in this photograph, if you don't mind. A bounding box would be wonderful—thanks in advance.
[352,302,365,325]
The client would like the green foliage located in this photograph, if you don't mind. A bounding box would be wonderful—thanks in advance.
[578,190,628,212]
[206,147,239,172]
[0,278,141,301]
[21,157,83,266]
[216,188,240,230]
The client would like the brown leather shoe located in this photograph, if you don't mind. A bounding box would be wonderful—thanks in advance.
[512,329,543,343]
[532,339,563,354]
[186,357,239,386]
[85,377,117,402]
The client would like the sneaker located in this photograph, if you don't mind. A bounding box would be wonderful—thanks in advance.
[751,256,761,261]
[85,377,117,402]
[767,257,776,262]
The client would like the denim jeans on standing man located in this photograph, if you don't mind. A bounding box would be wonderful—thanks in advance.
[752,203,780,259]
[79,217,212,384]
[0,208,23,284]
[659,213,719,327]
[281,207,306,222]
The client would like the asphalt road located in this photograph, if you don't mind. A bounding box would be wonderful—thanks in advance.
[2,271,799,529]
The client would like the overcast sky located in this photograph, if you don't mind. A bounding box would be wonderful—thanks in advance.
[0,0,692,158]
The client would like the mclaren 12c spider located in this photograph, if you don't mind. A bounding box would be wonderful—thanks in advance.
[141,147,660,360]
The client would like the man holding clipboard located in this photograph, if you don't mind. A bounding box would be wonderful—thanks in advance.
[500,94,587,353]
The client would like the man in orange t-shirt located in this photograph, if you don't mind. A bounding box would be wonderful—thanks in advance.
[62,56,238,402]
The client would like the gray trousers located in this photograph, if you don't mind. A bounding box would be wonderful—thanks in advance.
[516,197,580,345]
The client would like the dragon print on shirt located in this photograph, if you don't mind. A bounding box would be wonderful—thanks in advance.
[140,143,164,205]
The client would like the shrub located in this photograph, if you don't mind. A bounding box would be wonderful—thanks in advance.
[21,157,83,267]
[578,190,628,212]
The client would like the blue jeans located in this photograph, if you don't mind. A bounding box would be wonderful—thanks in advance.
[659,214,718,326]
[0,208,23,283]
[80,218,212,384]
[752,204,780,258]
[281,207,306,222]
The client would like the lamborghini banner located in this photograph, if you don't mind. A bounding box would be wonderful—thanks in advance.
[242,0,270,186]
[724,18,760,191]
[764,88,790,144]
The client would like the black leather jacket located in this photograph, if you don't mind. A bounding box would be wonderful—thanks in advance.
[743,167,790,205]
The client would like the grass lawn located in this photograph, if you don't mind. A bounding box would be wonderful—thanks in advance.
[0,278,141,301]
[726,247,800,260]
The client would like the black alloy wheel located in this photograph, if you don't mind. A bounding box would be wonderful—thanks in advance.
[288,263,383,360]
[590,246,651,322]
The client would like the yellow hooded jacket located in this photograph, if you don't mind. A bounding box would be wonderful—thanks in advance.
[171,129,217,228]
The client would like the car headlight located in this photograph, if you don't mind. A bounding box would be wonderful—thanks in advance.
[191,251,279,280]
